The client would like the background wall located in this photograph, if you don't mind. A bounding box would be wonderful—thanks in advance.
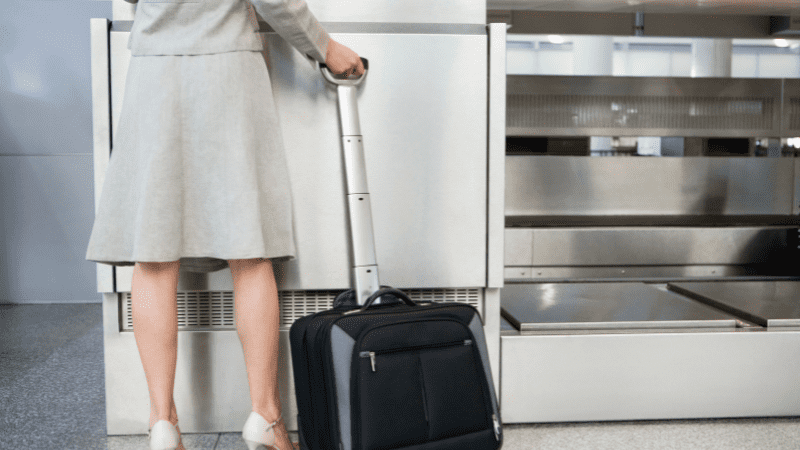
[1,1,112,303]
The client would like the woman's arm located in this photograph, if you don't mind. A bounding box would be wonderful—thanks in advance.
[250,0,363,76]
[249,0,330,64]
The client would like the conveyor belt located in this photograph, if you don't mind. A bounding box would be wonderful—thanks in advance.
[501,283,739,331]
[668,281,800,327]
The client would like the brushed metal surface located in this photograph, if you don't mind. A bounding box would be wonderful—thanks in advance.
[91,19,114,294]
[507,75,783,137]
[487,23,507,290]
[508,75,781,99]
[501,331,800,423]
[505,265,791,282]
[504,228,533,266]
[501,283,738,331]
[668,281,800,327]
[506,227,792,266]
[337,86,362,136]
[347,194,378,268]
[505,156,795,217]
[108,30,489,290]
[342,137,367,194]
[266,31,488,289]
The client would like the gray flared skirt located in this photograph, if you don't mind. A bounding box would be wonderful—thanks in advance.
[85,50,296,273]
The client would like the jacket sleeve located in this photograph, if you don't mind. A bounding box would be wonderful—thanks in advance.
[248,0,330,65]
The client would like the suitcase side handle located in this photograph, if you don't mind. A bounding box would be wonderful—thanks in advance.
[361,287,417,311]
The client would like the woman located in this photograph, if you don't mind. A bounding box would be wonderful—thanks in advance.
[85,0,364,449]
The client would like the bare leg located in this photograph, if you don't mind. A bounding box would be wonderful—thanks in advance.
[229,258,295,450]
[131,260,185,449]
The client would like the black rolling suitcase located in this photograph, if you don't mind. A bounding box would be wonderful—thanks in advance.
[289,59,502,450]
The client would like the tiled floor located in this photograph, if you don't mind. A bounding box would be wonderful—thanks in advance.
[2,303,799,450]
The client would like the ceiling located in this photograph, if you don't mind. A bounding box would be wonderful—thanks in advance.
[487,0,800,15]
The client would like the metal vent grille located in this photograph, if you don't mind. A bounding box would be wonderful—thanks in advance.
[506,75,783,137]
[121,289,482,331]
[785,97,800,133]
[508,94,776,136]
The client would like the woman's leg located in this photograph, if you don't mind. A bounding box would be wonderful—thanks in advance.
[229,258,295,448]
[131,261,182,432]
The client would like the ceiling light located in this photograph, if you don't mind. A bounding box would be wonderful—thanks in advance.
[774,39,789,47]
[548,35,565,44]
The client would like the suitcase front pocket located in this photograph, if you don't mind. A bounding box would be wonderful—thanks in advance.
[356,336,490,450]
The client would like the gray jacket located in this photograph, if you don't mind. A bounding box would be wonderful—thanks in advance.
[123,0,330,64]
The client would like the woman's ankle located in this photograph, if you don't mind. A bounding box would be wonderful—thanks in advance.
[253,406,282,424]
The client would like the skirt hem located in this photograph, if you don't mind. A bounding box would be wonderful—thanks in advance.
[86,254,295,273]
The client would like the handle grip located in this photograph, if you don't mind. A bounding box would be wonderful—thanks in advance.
[320,57,369,86]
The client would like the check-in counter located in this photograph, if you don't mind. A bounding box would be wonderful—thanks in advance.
[92,0,507,435]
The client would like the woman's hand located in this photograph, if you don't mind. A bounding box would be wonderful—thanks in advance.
[325,39,365,78]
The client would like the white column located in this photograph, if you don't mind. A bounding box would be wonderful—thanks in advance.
[687,39,733,157]
[691,38,732,78]
[573,36,614,76]
[573,36,614,154]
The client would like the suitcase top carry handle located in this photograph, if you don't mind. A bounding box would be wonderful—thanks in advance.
[320,57,369,86]
[360,288,417,312]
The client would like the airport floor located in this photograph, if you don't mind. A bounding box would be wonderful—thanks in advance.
[2,303,800,450]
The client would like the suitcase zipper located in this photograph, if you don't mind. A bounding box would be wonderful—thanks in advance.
[359,339,472,373]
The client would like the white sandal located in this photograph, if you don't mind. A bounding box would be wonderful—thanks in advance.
[148,420,181,450]
[242,411,287,450]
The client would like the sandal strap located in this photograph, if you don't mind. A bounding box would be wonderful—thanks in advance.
[268,413,282,428]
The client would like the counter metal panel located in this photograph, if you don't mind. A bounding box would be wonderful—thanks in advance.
[505,156,796,218]
[668,281,800,327]
[501,283,738,331]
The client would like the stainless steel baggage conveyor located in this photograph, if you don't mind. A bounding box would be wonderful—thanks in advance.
[499,74,800,424]
[500,282,800,423]
[501,283,741,333]
[668,281,800,328]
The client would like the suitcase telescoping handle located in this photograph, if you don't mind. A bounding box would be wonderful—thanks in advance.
[320,57,379,306]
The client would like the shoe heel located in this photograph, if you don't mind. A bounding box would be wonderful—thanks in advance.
[242,411,280,450]
[149,420,181,450]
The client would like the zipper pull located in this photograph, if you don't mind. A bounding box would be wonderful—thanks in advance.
[360,351,377,372]
[464,339,473,346]
[492,414,501,441]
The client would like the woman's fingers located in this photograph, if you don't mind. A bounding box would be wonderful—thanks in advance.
[353,57,365,77]
[325,39,365,77]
